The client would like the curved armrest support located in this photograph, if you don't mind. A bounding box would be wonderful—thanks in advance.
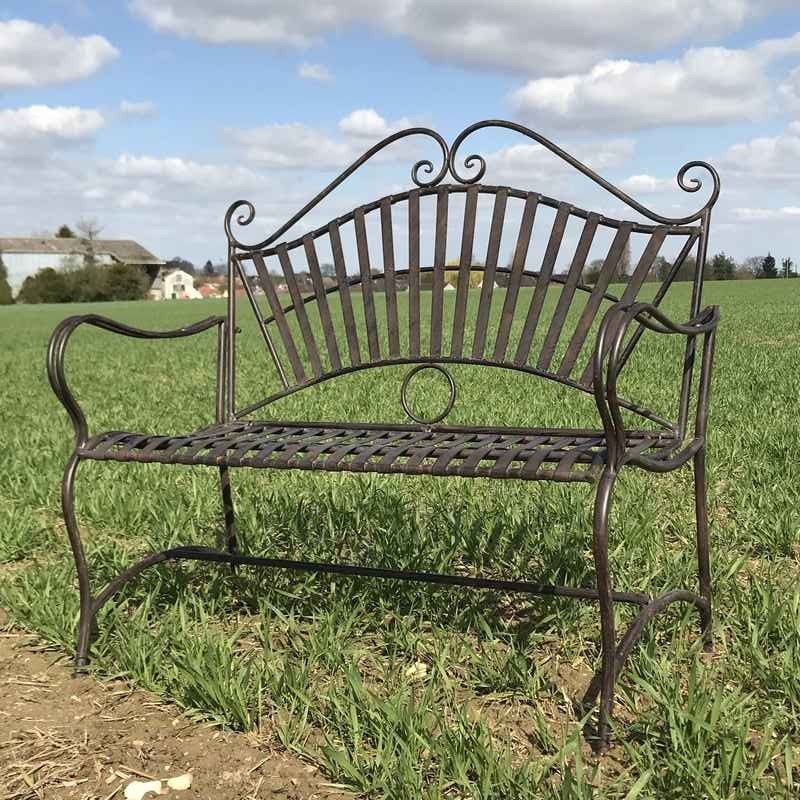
[593,302,720,465]
[48,314,226,448]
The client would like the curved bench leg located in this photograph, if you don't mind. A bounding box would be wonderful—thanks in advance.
[62,453,94,674]
[592,469,617,753]
[693,448,713,652]
[219,466,237,557]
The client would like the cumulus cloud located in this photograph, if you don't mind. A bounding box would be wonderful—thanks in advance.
[0,19,118,90]
[338,108,412,139]
[228,123,354,169]
[483,138,635,185]
[298,62,333,82]
[0,106,105,144]
[129,0,781,76]
[732,206,800,221]
[778,66,800,112]
[511,32,800,130]
[619,174,676,194]
[129,0,378,48]
[229,109,416,169]
[119,100,158,118]
[112,153,259,188]
[718,121,800,182]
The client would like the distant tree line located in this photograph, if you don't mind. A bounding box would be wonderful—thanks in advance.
[17,260,150,304]
[583,250,796,285]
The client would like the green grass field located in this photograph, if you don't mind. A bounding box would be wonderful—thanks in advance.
[1,280,799,798]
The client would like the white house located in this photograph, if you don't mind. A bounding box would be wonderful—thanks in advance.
[149,268,203,300]
[0,237,164,292]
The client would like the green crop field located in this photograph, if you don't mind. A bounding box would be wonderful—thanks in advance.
[1,280,798,798]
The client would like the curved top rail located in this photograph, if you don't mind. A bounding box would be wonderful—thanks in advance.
[225,119,719,249]
[448,120,720,226]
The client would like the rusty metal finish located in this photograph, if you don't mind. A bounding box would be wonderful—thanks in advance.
[49,120,721,754]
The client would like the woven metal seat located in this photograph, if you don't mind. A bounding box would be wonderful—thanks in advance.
[80,422,688,483]
[49,119,721,753]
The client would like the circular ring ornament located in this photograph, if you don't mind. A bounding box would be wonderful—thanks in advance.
[400,364,456,426]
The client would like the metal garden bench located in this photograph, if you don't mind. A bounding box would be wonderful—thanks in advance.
[48,120,720,752]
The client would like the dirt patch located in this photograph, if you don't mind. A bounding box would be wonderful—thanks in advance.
[0,623,351,800]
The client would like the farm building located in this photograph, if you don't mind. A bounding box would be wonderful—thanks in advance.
[0,237,164,292]
[196,283,222,299]
[148,267,203,300]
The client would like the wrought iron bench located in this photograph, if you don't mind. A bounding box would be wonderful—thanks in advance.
[48,120,720,752]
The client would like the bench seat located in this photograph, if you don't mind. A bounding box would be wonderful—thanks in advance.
[79,422,687,483]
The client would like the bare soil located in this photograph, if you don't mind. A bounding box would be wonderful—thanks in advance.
[0,617,351,800]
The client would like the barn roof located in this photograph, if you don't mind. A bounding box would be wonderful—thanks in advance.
[0,237,164,265]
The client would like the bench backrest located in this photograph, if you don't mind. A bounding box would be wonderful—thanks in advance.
[224,120,718,431]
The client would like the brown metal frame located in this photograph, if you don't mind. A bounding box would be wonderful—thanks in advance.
[48,120,721,753]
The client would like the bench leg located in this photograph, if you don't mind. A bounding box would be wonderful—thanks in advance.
[693,448,713,652]
[62,453,93,674]
[219,466,238,558]
[592,469,617,754]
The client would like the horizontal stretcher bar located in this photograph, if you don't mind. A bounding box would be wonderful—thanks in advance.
[99,545,652,606]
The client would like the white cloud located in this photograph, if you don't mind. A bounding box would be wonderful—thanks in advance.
[228,109,416,170]
[511,33,800,130]
[129,0,783,76]
[483,138,635,185]
[119,100,158,117]
[719,121,800,182]
[0,106,105,143]
[298,62,333,82]
[129,0,378,48]
[778,66,800,112]
[228,123,355,169]
[338,108,412,139]
[118,189,154,209]
[112,153,259,188]
[0,19,118,90]
[732,206,800,221]
[620,174,675,194]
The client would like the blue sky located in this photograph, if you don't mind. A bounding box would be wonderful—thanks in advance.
[1,1,799,268]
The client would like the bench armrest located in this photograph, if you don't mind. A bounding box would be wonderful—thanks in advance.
[592,302,720,466]
[47,314,227,448]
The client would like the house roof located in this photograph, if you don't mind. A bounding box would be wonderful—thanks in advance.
[0,237,164,265]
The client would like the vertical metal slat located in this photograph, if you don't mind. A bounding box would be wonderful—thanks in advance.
[329,221,362,367]
[252,252,305,383]
[472,188,507,359]
[537,213,599,372]
[493,193,539,362]
[451,185,478,358]
[277,244,323,377]
[380,198,400,357]
[303,235,342,372]
[354,206,381,361]
[514,202,571,366]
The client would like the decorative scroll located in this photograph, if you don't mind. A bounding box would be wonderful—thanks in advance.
[225,119,720,249]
